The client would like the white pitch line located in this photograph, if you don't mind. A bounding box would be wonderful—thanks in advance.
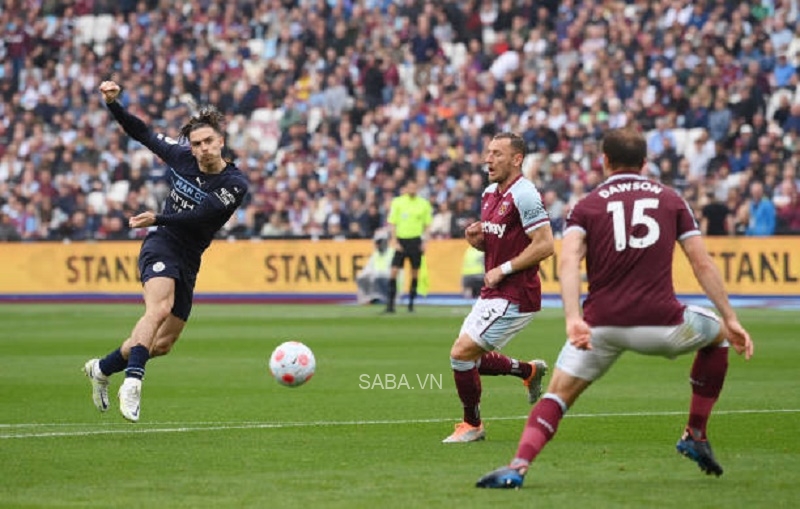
[1,408,798,440]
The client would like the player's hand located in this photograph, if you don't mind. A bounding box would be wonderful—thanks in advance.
[566,317,592,350]
[99,80,121,103]
[484,266,503,289]
[465,221,485,250]
[129,211,156,229]
[724,318,753,360]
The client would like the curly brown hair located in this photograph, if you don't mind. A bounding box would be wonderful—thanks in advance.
[179,105,226,141]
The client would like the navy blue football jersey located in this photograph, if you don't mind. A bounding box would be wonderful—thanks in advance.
[107,102,249,264]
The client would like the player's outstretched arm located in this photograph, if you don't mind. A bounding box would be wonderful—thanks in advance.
[99,80,183,165]
[560,229,591,350]
[680,235,754,359]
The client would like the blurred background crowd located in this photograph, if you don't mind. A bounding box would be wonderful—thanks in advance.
[1,0,800,243]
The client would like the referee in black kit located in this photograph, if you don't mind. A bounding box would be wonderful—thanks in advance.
[385,179,433,313]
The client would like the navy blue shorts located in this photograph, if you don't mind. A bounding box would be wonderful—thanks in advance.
[138,235,198,321]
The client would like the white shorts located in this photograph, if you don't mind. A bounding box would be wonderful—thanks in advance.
[556,305,722,382]
[460,298,535,351]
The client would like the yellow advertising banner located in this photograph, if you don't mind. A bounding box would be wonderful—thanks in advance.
[0,237,798,297]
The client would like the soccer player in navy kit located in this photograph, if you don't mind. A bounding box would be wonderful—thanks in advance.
[83,80,249,422]
[443,132,554,443]
[477,127,754,488]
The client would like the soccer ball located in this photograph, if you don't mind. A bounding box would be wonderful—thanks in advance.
[269,341,316,387]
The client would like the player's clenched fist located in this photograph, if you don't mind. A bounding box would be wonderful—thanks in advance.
[99,81,121,104]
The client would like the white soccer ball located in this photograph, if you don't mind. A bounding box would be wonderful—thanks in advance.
[269,341,316,387]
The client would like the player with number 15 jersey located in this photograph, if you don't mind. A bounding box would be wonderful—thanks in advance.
[565,174,699,327]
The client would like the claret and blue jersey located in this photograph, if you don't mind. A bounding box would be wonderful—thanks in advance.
[480,174,550,312]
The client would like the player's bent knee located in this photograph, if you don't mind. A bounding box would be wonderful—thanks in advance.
[449,341,475,361]
[450,333,485,360]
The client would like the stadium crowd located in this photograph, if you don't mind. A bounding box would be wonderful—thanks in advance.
[1,0,800,243]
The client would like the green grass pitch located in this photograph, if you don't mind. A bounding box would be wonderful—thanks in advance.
[0,304,798,508]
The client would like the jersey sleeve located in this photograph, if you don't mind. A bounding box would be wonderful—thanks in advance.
[106,101,187,168]
[515,185,550,233]
[155,173,248,227]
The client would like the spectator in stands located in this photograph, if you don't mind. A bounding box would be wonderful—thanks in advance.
[1,0,798,249]
[775,180,800,234]
[647,118,677,158]
[700,190,734,237]
[783,103,800,136]
[410,17,440,87]
[683,94,709,129]
[684,129,716,183]
[450,196,478,240]
[260,212,290,238]
[707,94,733,143]
[429,200,454,240]
[772,52,797,89]
[0,211,22,241]
[744,181,777,236]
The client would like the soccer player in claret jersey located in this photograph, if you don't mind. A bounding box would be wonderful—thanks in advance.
[83,80,249,422]
[443,132,555,443]
[476,127,754,488]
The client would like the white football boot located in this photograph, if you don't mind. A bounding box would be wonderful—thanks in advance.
[118,378,142,422]
[83,359,110,412]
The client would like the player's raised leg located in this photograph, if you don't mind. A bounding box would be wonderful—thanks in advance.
[478,352,548,403]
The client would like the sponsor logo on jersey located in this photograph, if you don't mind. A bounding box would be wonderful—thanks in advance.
[173,177,206,202]
[482,222,508,238]
[215,188,236,206]
[522,204,544,223]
